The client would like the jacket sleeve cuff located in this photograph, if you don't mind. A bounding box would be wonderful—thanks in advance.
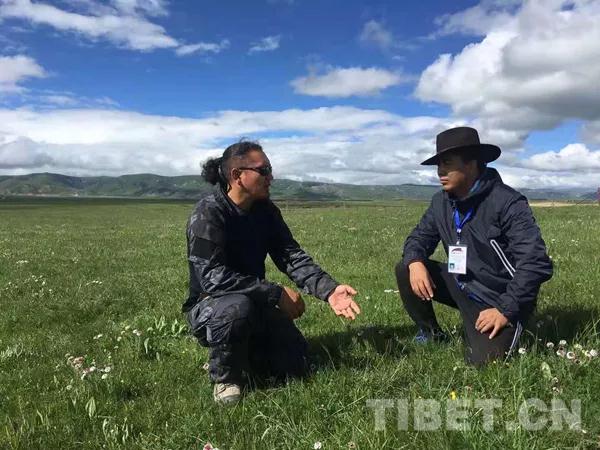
[267,284,283,308]
[497,294,520,325]
[402,252,425,269]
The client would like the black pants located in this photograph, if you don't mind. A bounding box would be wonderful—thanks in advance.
[395,260,523,366]
[186,294,308,384]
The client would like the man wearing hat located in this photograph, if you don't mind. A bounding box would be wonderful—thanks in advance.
[396,126,553,365]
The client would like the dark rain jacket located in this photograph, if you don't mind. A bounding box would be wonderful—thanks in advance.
[183,187,339,312]
[402,168,553,324]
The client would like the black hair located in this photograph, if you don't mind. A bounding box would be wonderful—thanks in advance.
[201,140,263,191]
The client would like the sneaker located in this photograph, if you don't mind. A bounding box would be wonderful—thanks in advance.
[415,328,449,344]
[213,383,242,405]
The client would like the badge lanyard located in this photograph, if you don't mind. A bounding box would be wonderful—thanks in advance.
[453,207,473,244]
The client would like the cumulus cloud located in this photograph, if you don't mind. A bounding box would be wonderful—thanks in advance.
[1,106,597,188]
[248,35,281,54]
[515,143,600,172]
[416,0,600,149]
[433,0,519,37]
[0,54,47,93]
[291,66,406,98]
[0,106,448,180]
[0,0,228,55]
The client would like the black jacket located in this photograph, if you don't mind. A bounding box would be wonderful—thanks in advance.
[183,187,339,312]
[402,168,553,323]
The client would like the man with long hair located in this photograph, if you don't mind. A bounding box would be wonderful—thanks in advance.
[184,140,360,404]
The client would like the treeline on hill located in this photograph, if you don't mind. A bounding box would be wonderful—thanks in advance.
[0,172,595,201]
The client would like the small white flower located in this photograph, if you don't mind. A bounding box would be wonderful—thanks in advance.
[556,349,566,357]
[566,351,576,360]
[132,329,142,336]
[16,260,29,265]
[574,344,583,350]
[116,336,122,342]
[546,342,555,349]
[124,325,131,331]
[72,356,84,368]
[93,334,103,340]
[518,347,526,355]
[558,339,567,346]
[103,366,112,373]
[66,384,73,391]
[314,442,323,450]
[101,373,109,380]
[589,349,598,358]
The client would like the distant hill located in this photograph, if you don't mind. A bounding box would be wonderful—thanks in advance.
[0,172,595,202]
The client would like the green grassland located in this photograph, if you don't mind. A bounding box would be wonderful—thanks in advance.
[0,199,599,449]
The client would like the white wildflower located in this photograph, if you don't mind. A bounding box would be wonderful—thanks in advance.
[574,344,583,350]
[556,349,566,358]
[546,342,554,349]
[589,349,598,358]
[518,347,526,355]
[133,329,142,336]
[566,351,576,360]
[101,373,109,380]
[314,442,323,450]
[558,339,567,346]
[93,334,103,340]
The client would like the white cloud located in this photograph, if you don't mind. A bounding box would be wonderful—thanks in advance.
[417,0,600,149]
[111,0,168,17]
[0,0,229,56]
[516,143,600,172]
[176,39,230,56]
[248,35,281,54]
[0,54,46,93]
[433,0,519,37]
[291,66,406,98]
[1,106,597,188]
[359,20,394,50]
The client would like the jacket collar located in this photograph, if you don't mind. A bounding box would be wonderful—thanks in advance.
[214,186,248,216]
[444,167,502,208]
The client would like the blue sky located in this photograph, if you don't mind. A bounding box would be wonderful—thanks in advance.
[1,0,599,188]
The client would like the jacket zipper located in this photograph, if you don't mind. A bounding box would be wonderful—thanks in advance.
[490,239,515,278]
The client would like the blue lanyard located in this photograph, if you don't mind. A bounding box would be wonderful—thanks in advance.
[453,207,473,244]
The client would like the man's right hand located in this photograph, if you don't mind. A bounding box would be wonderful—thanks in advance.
[408,261,436,301]
[278,286,305,320]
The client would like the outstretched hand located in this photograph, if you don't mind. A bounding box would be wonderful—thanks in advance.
[328,284,361,320]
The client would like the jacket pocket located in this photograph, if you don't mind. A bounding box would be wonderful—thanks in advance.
[489,239,515,278]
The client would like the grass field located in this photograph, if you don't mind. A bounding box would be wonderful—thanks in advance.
[1,198,599,449]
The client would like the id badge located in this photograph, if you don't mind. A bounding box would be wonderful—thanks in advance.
[448,245,468,274]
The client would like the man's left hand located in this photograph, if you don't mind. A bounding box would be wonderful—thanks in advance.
[328,285,361,320]
[475,308,508,339]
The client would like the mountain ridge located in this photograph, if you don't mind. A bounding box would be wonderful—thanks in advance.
[0,172,595,201]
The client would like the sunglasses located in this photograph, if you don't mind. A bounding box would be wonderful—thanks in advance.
[237,165,273,177]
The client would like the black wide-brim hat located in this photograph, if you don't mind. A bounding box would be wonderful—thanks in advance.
[421,126,501,166]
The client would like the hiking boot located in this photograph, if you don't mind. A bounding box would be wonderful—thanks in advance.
[415,328,449,344]
[213,383,242,405]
